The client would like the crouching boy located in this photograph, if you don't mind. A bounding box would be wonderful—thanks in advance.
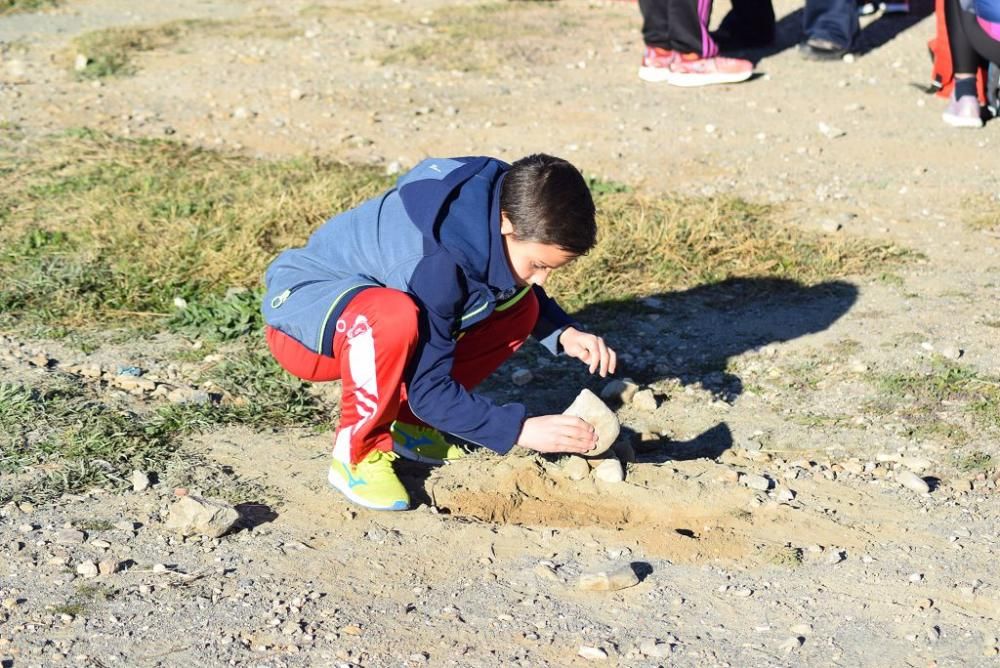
[262,154,616,511]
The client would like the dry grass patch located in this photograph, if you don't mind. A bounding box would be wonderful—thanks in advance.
[0,0,56,15]
[549,190,911,312]
[69,19,219,79]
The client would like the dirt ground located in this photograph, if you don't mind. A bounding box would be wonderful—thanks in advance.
[2,0,1000,666]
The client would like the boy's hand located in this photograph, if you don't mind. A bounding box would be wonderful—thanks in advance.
[516,415,597,454]
[559,327,617,377]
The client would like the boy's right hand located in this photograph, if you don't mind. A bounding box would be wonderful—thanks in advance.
[516,415,597,454]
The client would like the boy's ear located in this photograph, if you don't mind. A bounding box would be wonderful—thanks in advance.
[499,211,515,236]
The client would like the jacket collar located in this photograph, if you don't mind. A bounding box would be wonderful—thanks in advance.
[485,172,519,301]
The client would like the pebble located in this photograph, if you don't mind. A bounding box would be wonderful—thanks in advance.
[164,495,240,538]
[600,378,638,405]
[76,561,99,578]
[578,565,640,591]
[900,457,932,473]
[593,458,625,483]
[533,562,560,582]
[55,529,86,545]
[780,636,804,653]
[578,646,608,660]
[941,346,962,360]
[827,550,845,565]
[631,389,658,412]
[909,573,924,583]
[562,456,590,481]
[817,121,846,139]
[638,639,672,658]
[98,559,119,576]
[73,54,88,72]
[790,623,813,635]
[927,626,940,643]
[511,368,533,386]
[741,473,771,491]
[774,486,796,502]
[896,470,931,494]
[131,470,150,493]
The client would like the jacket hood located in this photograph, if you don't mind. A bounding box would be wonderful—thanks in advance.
[397,157,518,298]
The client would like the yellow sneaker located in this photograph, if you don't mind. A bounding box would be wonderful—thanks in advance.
[390,421,467,465]
[327,449,409,511]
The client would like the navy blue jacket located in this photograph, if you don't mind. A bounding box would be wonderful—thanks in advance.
[262,157,577,453]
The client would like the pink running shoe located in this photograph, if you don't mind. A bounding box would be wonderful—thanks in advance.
[638,46,678,83]
[942,94,984,128]
[665,53,753,87]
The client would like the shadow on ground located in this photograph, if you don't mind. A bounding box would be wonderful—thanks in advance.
[726,0,934,65]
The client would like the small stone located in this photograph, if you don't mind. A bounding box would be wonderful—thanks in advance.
[631,389,658,412]
[533,562,560,582]
[639,639,672,658]
[817,121,846,139]
[909,573,924,583]
[152,563,169,574]
[98,559,118,576]
[73,54,88,72]
[563,389,620,457]
[55,529,86,545]
[232,106,250,120]
[790,623,813,635]
[578,565,639,591]
[774,486,796,502]
[827,550,845,565]
[164,495,240,538]
[562,456,590,481]
[820,219,842,233]
[741,473,771,491]
[900,457,932,472]
[941,346,962,360]
[780,636,804,653]
[511,368,533,386]
[896,470,931,494]
[131,470,150,492]
[76,561,99,578]
[592,458,625,483]
[599,378,638,405]
[289,88,303,101]
[578,646,608,660]
[926,626,940,643]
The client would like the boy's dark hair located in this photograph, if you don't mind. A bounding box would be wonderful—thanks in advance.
[500,154,597,256]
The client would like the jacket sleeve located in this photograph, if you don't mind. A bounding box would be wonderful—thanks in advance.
[405,252,526,454]
[530,285,578,355]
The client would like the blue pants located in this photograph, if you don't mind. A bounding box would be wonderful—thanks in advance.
[803,0,860,48]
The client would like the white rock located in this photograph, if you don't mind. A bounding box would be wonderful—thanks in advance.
[562,389,620,457]
[941,346,962,360]
[639,639,673,658]
[73,54,88,72]
[818,122,846,139]
[790,623,813,635]
[775,486,796,502]
[289,88,303,101]
[741,473,771,491]
[780,636,803,653]
[578,565,640,591]
[562,456,590,481]
[896,470,930,494]
[55,529,86,544]
[131,469,150,492]
[164,495,240,538]
[76,561,99,578]
[631,389,658,412]
[593,458,624,483]
[511,368,533,386]
[599,378,638,404]
[578,646,608,660]
[98,559,118,576]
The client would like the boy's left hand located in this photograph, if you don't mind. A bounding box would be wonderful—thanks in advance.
[559,327,616,377]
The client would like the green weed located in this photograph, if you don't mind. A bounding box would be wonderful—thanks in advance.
[70,20,215,79]
[762,544,803,568]
[0,130,388,338]
[956,451,993,472]
[0,0,56,15]
[52,583,117,617]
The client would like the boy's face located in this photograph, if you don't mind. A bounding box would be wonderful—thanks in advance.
[500,213,577,288]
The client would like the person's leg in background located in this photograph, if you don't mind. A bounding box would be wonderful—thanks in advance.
[944,0,987,126]
[637,0,754,85]
[713,0,776,49]
[800,0,860,59]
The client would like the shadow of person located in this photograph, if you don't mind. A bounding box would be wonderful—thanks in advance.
[726,0,934,64]
[569,277,859,400]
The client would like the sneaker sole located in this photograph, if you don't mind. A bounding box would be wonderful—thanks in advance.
[327,465,409,511]
[942,113,984,128]
[638,66,673,83]
[664,70,754,87]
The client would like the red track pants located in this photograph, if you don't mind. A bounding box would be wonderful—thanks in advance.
[266,287,539,464]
